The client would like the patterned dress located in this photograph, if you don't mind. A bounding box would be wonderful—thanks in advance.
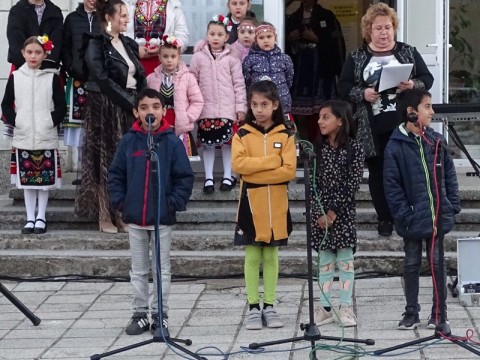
[310,138,364,251]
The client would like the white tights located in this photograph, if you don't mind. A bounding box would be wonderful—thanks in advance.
[203,145,233,185]
[23,189,49,229]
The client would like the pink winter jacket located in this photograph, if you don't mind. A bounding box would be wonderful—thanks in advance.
[232,40,250,62]
[146,61,204,135]
[189,39,247,121]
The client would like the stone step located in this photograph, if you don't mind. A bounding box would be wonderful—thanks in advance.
[0,248,459,278]
[1,206,480,231]
[0,229,476,252]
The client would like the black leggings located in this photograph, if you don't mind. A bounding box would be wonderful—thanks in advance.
[365,131,393,223]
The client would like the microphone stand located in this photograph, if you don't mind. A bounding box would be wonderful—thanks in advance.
[0,282,41,326]
[91,117,206,360]
[248,144,375,359]
[374,127,480,356]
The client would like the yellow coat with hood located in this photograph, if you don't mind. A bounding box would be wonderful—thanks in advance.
[232,123,297,243]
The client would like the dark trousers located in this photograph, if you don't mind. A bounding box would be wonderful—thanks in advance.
[366,131,393,222]
[403,237,447,315]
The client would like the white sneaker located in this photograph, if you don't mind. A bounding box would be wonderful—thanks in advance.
[337,306,357,327]
[314,306,334,326]
[245,308,262,330]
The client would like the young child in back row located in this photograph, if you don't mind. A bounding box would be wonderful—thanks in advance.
[231,17,257,61]
[227,0,257,44]
[190,15,247,194]
[108,89,194,335]
[147,34,204,161]
[232,80,297,330]
[384,89,460,330]
[310,100,364,328]
[1,36,66,235]
[243,22,294,121]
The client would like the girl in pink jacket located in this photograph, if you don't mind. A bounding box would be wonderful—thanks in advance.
[190,15,247,194]
[147,35,204,161]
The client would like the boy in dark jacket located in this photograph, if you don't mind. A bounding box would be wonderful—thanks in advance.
[384,89,461,331]
[108,89,194,335]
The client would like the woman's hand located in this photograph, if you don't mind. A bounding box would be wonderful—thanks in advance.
[317,210,336,229]
[287,29,301,42]
[398,79,414,91]
[317,215,327,229]
[302,28,319,43]
[364,87,380,103]
[326,210,337,226]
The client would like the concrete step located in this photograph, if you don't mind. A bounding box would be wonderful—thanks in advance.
[0,229,476,252]
[1,205,480,231]
[0,248,459,278]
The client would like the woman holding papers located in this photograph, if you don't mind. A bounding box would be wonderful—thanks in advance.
[338,3,433,237]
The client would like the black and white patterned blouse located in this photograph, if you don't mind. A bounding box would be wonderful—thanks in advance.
[310,138,365,251]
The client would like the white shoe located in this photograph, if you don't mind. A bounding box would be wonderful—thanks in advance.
[314,306,334,326]
[337,306,357,327]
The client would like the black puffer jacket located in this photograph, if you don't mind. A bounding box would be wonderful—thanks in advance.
[384,125,461,239]
[7,0,63,68]
[61,4,101,80]
[84,32,147,110]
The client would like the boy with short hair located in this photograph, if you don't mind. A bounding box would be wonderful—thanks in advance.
[108,88,194,335]
[384,89,461,330]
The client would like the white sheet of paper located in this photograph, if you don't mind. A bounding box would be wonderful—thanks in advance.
[378,63,414,92]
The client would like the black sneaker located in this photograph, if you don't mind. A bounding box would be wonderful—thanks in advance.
[125,312,150,335]
[151,313,168,334]
[427,313,449,329]
[398,312,420,330]
[378,220,393,237]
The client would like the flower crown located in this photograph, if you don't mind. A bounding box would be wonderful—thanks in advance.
[161,34,181,48]
[255,24,276,38]
[211,14,233,32]
[37,35,54,54]
[238,24,256,32]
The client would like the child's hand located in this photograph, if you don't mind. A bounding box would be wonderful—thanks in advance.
[236,111,246,123]
[326,210,337,226]
[147,45,161,55]
[317,215,327,229]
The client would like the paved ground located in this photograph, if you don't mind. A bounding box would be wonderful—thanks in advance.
[1,276,480,360]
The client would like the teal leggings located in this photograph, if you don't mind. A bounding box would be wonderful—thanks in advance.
[318,248,354,307]
[244,245,279,305]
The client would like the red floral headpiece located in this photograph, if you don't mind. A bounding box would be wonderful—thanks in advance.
[211,14,233,33]
[37,35,54,54]
[161,34,181,49]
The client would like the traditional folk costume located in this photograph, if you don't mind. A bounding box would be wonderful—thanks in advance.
[125,0,189,75]
[61,4,101,148]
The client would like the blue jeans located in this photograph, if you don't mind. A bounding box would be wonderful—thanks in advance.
[403,237,447,315]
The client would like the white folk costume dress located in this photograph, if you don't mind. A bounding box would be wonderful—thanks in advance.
[1,64,66,189]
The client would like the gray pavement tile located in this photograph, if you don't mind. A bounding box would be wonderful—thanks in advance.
[195,299,246,308]
[63,327,124,338]
[0,348,44,359]
[81,310,130,319]
[0,337,56,349]
[61,282,112,291]
[43,294,99,304]
[12,282,64,292]
[4,328,66,339]
[54,337,114,348]
[71,318,129,329]
[35,311,84,320]
[0,320,20,330]
[180,324,238,337]
[35,303,90,312]
[43,347,110,359]
[89,302,131,311]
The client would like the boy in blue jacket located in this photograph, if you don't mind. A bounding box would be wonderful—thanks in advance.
[384,89,461,331]
[108,88,194,335]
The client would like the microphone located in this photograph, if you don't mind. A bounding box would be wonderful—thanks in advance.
[145,113,156,124]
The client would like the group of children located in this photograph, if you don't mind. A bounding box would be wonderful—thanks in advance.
[1,0,461,338]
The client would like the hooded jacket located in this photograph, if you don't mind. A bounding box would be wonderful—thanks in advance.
[61,3,101,80]
[7,0,63,68]
[189,39,247,121]
[1,63,66,150]
[147,61,204,135]
[242,45,294,113]
[108,119,194,226]
[383,124,461,239]
[232,123,297,243]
